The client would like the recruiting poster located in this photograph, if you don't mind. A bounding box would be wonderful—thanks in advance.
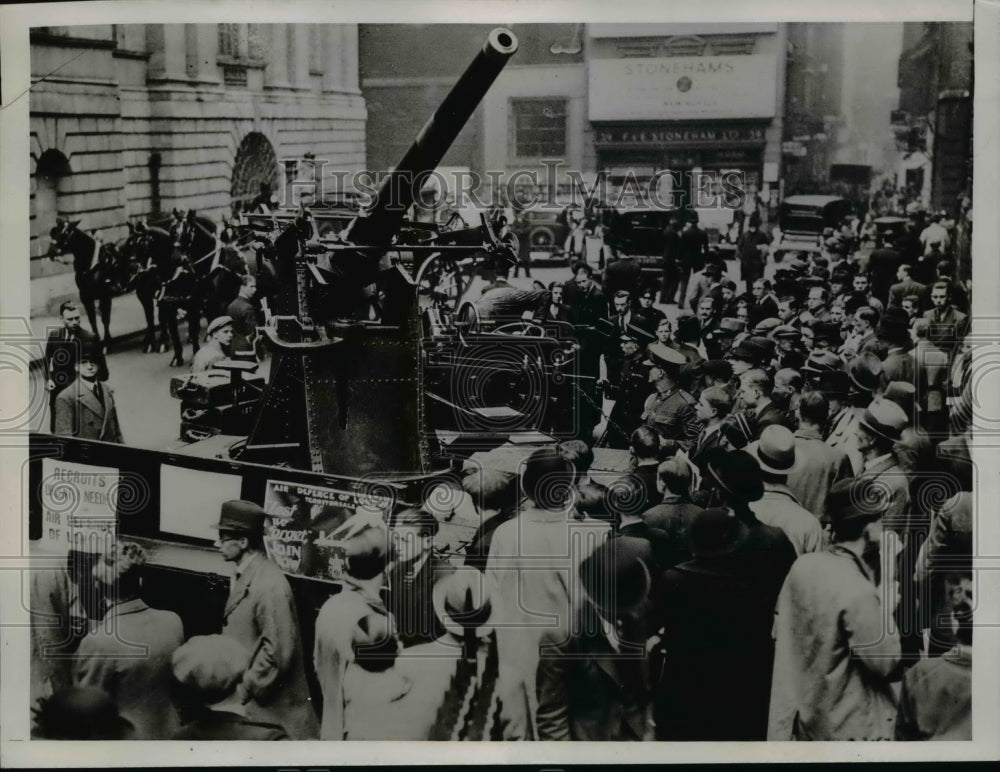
[38,459,119,556]
[262,479,393,582]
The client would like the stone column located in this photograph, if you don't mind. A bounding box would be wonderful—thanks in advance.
[185,24,220,83]
[289,25,311,89]
[147,24,187,81]
[341,25,360,93]
[264,24,291,88]
[322,25,344,92]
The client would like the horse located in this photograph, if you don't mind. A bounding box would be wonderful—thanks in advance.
[130,220,180,354]
[47,219,133,350]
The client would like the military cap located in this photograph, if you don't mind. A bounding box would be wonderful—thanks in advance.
[847,352,884,394]
[859,398,909,442]
[643,342,687,369]
[212,500,267,533]
[207,315,234,336]
[827,477,888,528]
[772,324,802,340]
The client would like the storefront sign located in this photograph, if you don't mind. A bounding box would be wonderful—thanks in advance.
[594,123,768,150]
[588,54,778,121]
[262,479,393,582]
[39,459,118,555]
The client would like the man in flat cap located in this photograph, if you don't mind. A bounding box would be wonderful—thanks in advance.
[213,500,318,738]
[641,343,699,448]
[192,315,235,373]
[769,477,901,740]
[171,635,289,740]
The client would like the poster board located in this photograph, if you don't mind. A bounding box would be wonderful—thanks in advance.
[159,464,244,541]
[262,479,393,582]
[38,459,118,555]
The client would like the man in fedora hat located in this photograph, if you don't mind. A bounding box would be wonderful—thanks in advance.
[878,307,916,385]
[769,477,901,741]
[856,399,912,535]
[747,426,824,556]
[52,339,123,443]
[641,343,699,448]
[819,368,865,475]
[536,536,653,741]
[192,315,235,373]
[213,500,318,739]
[786,391,853,520]
[45,300,107,432]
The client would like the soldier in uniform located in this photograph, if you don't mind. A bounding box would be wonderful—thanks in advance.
[599,333,653,449]
[641,343,700,449]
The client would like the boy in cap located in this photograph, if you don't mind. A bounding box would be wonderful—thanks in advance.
[213,500,318,739]
[191,315,234,373]
[172,635,289,740]
[769,477,901,740]
[52,339,123,443]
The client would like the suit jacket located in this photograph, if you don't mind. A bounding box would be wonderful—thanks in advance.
[753,400,791,437]
[911,340,950,415]
[860,455,913,535]
[690,423,726,472]
[895,647,971,740]
[825,406,864,475]
[641,496,705,570]
[386,552,455,648]
[882,348,915,386]
[53,376,123,443]
[222,553,319,739]
[787,427,853,520]
[74,599,184,739]
[535,600,648,741]
[314,580,390,740]
[923,306,968,348]
[172,709,289,740]
[748,484,825,556]
[888,278,926,309]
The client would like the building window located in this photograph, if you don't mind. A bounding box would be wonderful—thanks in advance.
[219,24,241,58]
[512,99,567,159]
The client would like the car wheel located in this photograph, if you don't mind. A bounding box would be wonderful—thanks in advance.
[530,226,556,249]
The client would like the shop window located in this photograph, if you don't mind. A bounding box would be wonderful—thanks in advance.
[512,99,567,159]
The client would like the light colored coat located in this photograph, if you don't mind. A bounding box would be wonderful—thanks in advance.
[787,427,854,520]
[825,406,864,475]
[52,376,123,443]
[768,548,901,740]
[30,568,86,707]
[749,484,825,556]
[222,552,319,739]
[313,580,389,740]
[486,504,609,739]
[74,598,184,739]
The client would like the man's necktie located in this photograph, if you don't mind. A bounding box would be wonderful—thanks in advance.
[93,382,105,408]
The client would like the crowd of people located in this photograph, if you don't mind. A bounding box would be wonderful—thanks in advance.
[30,194,974,743]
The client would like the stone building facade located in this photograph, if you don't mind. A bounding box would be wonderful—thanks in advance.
[30,23,366,316]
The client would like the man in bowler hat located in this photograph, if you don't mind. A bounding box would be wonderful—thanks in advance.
[52,339,123,443]
[213,500,319,739]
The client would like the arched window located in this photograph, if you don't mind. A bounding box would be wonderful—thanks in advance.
[33,149,72,258]
[230,132,280,215]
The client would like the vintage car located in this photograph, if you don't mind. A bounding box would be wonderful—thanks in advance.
[775,194,854,244]
[510,207,573,255]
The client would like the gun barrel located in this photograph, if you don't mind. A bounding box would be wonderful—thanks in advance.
[348,28,518,246]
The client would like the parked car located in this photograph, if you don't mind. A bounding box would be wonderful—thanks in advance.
[775,195,854,245]
[510,207,572,255]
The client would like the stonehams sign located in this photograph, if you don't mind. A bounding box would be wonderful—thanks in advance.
[588,55,778,121]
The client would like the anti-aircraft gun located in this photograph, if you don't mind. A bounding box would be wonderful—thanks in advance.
[232,29,531,478]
